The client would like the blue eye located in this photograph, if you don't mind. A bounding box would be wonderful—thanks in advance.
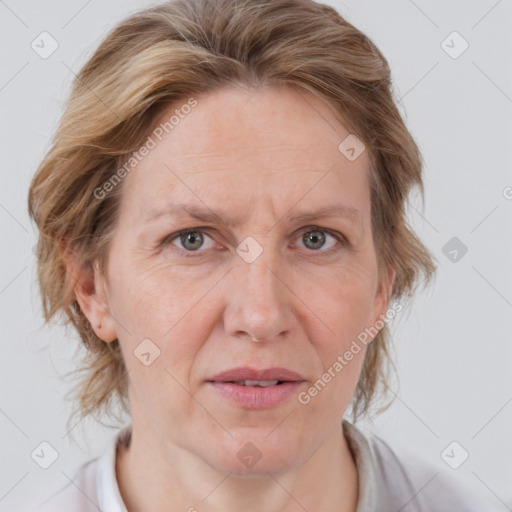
[299,229,341,251]
[167,230,215,252]
[162,226,348,257]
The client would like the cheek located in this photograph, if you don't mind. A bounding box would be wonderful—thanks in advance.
[298,344,367,425]
[307,261,378,332]
[111,265,211,421]
[335,281,376,329]
[109,257,196,331]
[107,259,209,380]
[301,285,371,418]
[302,260,378,386]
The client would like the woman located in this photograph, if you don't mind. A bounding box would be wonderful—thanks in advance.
[28,0,498,510]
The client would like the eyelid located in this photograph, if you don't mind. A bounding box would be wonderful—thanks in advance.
[161,225,349,255]
[293,225,349,250]
[162,227,217,251]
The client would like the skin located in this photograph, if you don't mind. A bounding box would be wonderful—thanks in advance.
[73,84,395,512]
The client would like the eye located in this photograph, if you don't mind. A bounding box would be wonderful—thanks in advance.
[162,226,348,257]
[296,227,346,252]
[166,229,215,253]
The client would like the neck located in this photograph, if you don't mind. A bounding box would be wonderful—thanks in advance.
[115,420,359,512]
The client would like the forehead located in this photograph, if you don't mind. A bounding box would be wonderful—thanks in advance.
[119,85,371,221]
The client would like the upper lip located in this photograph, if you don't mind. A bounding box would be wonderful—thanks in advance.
[207,367,305,382]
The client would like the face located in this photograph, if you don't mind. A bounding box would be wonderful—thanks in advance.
[79,85,394,476]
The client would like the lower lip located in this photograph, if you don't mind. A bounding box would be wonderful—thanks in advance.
[207,381,304,409]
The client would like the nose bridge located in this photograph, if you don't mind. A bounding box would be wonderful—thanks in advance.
[241,240,283,307]
[244,245,280,297]
[226,236,292,340]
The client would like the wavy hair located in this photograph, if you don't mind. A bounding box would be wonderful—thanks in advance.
[27,0,436,431]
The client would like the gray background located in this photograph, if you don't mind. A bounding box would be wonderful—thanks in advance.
[1,0,511,510]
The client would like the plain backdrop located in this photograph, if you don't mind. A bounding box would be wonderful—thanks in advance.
[0,0,511,510]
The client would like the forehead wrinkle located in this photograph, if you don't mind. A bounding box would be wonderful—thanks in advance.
[142,202,363,232]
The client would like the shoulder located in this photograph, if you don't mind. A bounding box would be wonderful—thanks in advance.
[344,420,502,512]
[32,425,131,512]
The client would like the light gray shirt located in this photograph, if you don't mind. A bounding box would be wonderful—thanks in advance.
[33,420,501,511]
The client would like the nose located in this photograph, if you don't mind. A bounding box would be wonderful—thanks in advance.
[223,245,294,343]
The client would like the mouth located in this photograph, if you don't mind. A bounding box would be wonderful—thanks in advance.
[206,367,305,409]
[207,366,305,384]
[228,379,284,387]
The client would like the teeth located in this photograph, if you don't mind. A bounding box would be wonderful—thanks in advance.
[235,380,279,387]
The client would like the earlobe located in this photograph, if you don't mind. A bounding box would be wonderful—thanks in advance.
[62,244,118,343]
[90,263,118,342]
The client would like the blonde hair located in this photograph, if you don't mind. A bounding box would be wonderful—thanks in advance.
[28,0,436,430]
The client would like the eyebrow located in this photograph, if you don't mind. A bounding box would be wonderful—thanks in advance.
[143,203,362,228]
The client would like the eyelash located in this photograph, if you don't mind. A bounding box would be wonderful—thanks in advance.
[160,226,349,257]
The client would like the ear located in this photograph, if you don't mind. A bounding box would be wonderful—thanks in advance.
[371,262,396,329]
[61,243,118,343]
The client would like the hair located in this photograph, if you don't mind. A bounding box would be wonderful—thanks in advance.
[28,0,436,431]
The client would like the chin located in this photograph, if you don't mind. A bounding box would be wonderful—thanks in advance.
[203,433,307,477]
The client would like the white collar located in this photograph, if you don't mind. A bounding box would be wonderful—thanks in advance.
[96,424,131,512]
